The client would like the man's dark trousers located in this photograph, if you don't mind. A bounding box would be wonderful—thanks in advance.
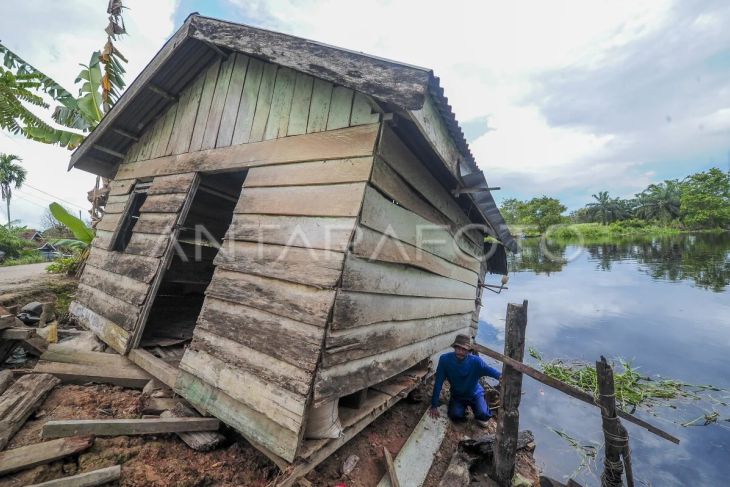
[447,393,490,422]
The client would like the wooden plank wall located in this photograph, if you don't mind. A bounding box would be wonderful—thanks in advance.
[174,153,376,462]
[72,174,197,354]
[122,53,380,166]
[313,126,485,404]
[73,51,381,357]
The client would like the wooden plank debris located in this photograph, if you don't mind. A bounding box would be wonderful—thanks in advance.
[383,446,401,487]
[128,348,180,389]
[28,465,121,487]
[470,343,681,444]
[0,327,35,340]
[0,369,12,395]
[0,436,94,475]
[375,405,449,487]
[0,373,60,450]
[160,403,225,451]
[42,418,220,439]
[36,346,152,388]
[32,361,152,388]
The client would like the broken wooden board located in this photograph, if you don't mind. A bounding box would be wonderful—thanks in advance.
[0,436,94,475]
[27,465,121,487]
[0,327,36,340]
[383,446,401,487]
[376,405,449,487]
[0,373,60,450]
[0,369,12,395]
[161,405,225,451]
[35,346,152,388]
[42,418,220,439]
[128,348,179,389]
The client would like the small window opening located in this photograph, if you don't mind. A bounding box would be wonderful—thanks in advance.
[112,182,150,251]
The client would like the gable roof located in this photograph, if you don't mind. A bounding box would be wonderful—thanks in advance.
[68,14,517,254]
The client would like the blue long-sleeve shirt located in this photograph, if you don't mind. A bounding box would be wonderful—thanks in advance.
[431,352,502,408]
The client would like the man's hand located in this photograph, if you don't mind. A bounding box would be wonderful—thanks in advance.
[428,407,440,419]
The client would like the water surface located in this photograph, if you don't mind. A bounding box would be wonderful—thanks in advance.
[478,232,730,486]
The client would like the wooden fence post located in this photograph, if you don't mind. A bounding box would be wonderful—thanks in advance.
[493,300,528,486]
[597,356,634,487]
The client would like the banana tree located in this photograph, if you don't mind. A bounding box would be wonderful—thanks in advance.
[0,44,127,149]
[48,202,95,276]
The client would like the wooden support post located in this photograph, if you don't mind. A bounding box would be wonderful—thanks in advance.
[493,300,528,486]
[597,356,633,487]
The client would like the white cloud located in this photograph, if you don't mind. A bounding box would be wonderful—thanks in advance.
[0,0,178,228]
[224,0,719,204]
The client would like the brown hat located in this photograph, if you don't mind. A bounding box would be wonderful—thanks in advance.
[451,334,473,351]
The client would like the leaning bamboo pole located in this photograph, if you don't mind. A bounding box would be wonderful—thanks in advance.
[472,342,680,445]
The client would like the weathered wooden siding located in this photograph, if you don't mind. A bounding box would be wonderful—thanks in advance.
[123,53,380,166]
[313,127,484,404]
[175,152,375,462]
[72,49,485,465]
[73,173,197,354]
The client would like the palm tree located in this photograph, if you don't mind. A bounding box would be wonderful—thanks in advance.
[586,191,630,224]
[587,191,612,224]
[635,180,681,223]
[0,154,27,226]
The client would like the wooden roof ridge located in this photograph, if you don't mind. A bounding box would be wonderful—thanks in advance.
[67,14,470,173]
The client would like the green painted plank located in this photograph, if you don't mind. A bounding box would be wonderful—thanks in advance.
[138,116,163,161]
[306,79,333,133]
[231,58,265,145]
[287,72,314,136]
[217,54,250,148]
[168,72,205,154]
[189,60,221,152]
[263,67,296,140]
[350,92,380,126]
[152,104,178,158]
[201,56,235,150]
[249,63,278,142]
[125,133,142,162]
[326,86,354,130]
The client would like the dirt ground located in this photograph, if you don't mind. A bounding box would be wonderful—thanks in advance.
[1,277,541,486]
[0,380,540,487]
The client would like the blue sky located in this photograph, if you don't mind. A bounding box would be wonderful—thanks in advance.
[1,0,728,227]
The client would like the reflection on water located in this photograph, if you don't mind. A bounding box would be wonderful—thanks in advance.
[512,232,730,291]
[479,232,730,486]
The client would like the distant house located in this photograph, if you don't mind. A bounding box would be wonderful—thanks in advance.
[66,14,517,472]
[36,242,59,260]
[19,229,43,242]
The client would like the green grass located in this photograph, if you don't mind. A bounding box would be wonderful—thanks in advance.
[544,222,726,243]
[1,253,46,266]
[528,348,726,411]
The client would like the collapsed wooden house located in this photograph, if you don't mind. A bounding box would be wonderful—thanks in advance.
[67,14,517,472]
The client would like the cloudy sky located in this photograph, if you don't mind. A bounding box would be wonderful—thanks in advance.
[2,0,728,228]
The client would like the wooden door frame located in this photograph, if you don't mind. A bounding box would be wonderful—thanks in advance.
[126,172,201,353]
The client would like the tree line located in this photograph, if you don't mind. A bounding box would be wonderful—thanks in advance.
[500,167,730,233]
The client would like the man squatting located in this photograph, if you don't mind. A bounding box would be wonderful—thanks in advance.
[428,334,502,427]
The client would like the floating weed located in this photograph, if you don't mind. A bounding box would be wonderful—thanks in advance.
[548,427,601,479]
[529,349,730,414]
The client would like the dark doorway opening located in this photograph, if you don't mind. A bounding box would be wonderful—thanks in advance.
[139,171,247,360]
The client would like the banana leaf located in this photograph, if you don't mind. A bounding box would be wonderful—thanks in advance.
[49,202,94,243]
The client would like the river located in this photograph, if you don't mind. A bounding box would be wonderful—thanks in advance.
[478,232,730,486]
